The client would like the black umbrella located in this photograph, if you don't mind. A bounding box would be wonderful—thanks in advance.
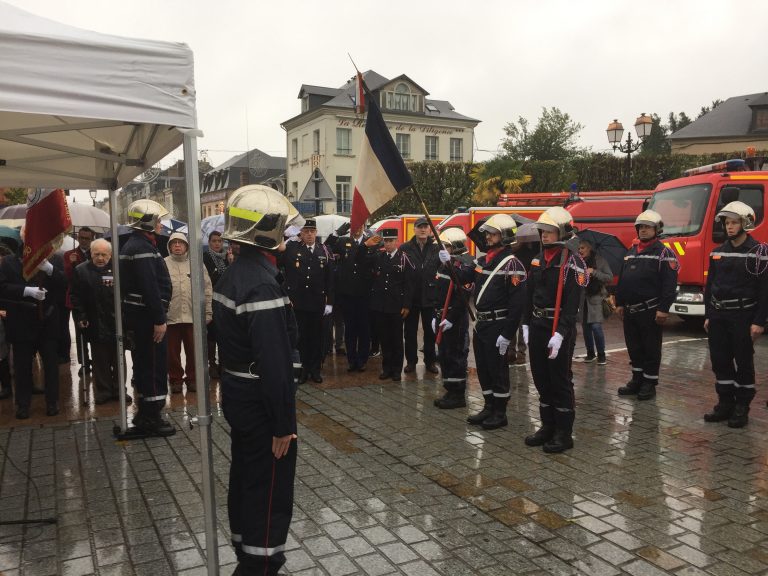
[576,229,627,276]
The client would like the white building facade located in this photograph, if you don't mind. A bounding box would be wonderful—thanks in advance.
[281,71,480,215]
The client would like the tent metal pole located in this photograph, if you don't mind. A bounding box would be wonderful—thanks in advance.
[109,187,129,433]
[183,132,220,575]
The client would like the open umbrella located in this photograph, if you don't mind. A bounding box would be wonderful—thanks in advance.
[0,225,21,252]
[0,202,111,230]
[160,218,188,235]
[576,229,628,276]
[200,213,224,245]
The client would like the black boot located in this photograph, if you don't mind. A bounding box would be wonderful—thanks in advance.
[637,378,657,400]
[481,399,508,430]
[543,429,574,453]
[727,404,749,428]
[467,397,493,425]
[133,401,176,437]
[617,376,642,395]
[0,358,12,399]
[434,390,466,409]
[525,425,555,446]
[704,403,733,423]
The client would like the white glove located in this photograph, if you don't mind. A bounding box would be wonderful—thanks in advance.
[323,304,333,316]
[496,335,511,356]
[39,260,54,275]
[522,325,529,346]
[438,249,451,263]
[284,224,302,238]
[439,319,453,332]
[23,287,46,301]
[431,318,437,333]
[547,332,564,359]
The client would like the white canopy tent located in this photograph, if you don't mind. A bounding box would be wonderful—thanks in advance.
[0,2,219,573]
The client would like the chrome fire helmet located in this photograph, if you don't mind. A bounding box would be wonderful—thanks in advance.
[634,210,664,234]
[535,206,574,242]
[479,214,517,245]
[223,185,291,250]
[716,201,755,232]
[438,227,468,255]
[126,199,169,232]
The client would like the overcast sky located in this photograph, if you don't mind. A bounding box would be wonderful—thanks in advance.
[6,0,767,203]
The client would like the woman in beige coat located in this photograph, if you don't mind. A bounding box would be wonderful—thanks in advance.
[165,232,213,393]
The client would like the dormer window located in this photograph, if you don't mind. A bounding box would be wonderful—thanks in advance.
[383,82,421,113]
[752,108,768,132]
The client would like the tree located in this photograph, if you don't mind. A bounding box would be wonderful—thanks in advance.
[697,99,723,119]
[667,111,693,135]
[470,157,531,205]
[501,107,587,161]
[2,188,28,206]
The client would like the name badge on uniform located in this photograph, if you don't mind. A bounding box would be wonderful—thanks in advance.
[531,259,540,267]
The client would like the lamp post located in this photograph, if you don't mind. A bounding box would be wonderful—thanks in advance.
[607,113,653,190]
[89,189,97,206]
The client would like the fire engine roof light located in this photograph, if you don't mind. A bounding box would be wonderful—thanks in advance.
[682,159,746,177]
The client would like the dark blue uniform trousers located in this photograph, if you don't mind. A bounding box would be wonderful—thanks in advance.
[126,309,168,403]
[341,295,370,368]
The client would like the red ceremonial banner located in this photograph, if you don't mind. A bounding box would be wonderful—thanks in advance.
[22,188,72,280]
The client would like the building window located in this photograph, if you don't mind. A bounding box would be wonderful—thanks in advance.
[290,181,298,200]
[313,129,320,154]
[336,128,352,155]
[301,96,309,113]
[754,109,768,131]
[396,133,411,159]
[291,138,298,162]
[450,138,463,162]
[336,176,352,214]
[384,82,421,113]
[425,136,439,161]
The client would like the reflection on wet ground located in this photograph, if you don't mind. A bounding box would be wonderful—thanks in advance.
[1,316,767,575]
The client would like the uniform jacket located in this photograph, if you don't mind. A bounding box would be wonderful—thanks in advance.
[0,254,67,342]
[164,252,213,325]
[369,248,414,314]
[203,248,228,287]
[325,234,372,298]
[580,252,613,324]
[399,236,441,307]
[70,259,117,342]
[615,238,677,312]
[523,247,584,338]
[434,254,474,325]
[63,247,89,309]
[212,246,298,437]
[473,245,526,339]
[704,234,768,324]
[119,231,172,325]
[279,240,334,312]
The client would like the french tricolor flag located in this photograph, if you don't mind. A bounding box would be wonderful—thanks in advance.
[350,94,412,233]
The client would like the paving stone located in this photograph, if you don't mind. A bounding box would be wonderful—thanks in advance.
[354,552,396,576]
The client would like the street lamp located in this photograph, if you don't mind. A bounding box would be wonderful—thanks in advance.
[607,113,653,190]
[89,189,97,206]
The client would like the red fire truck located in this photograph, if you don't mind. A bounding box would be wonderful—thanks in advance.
[646,158,768,321]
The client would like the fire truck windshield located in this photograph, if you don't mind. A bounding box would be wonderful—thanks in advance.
[648,184,712,237]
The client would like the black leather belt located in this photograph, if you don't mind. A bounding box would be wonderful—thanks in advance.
[626,297,659,314]
[476,309,508,322]
[711,297,756,311]
[532,306,559,319]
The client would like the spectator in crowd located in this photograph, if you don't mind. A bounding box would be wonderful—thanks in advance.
[203,230,228,378]
[165,232,213,394]
[70,239,129,404]
[0,242,14,401]
[578,238,613,365]
[0,228,66,419]
[369,228,411,382]
[400,217,440,374]
[63,226,94,372]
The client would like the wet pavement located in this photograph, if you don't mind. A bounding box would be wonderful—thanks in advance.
[1,316,768,575]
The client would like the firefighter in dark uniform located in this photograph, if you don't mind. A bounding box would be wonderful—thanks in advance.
[369,228,412,381]
[616,210,678,400]
[279,219,333,384]
[432,227,474,409]
[120,199,174,436]
[522,207,584,453]
[467,214,526,430]
[325,223,378,371]
[400,217,441,373]
[213,185,298,576]
[703,201,767,428]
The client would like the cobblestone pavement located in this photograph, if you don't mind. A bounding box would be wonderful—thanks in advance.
[1,317,768,575]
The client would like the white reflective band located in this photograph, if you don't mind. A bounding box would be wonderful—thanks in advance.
[626,254,662,260]
[711,251,768,260]
[292,363,302,369]
[568,263,586,273]
[224,369,259,380]
[632,368,643,372]
[443,378,465,383]
[555,406,574,412]
[716,379,735,385]
[493,392,511,398]
[212,292,236,310]
[436,273,451,280]
[482,389,493,396]
[733,382,755,389]
[642,373,659,380]
[539,402,550,408]
[479,269,525,276]
[119,253,162,260]
[241,543,286,557]
[142,394,167,402]
[213,293,290,315]
[231,533,242,542]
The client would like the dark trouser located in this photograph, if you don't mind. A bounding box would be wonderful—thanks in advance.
[404,305,437,366]
[582,306,606,356]
[438,313,469,393]
[91,339,123,400]
[74,323,90,367]
[529,324,575,432]
[58,308,72,361]
[473,320,509,405]
[167,323,195,389]
[373,311,404,376]
[295,309,324,374]
[340,296,370,368]
[207,323,219,372]
[12,338,59,410]
[369,310,379,354]
[708,312,756,406]
[126,310,168,404]
[222,376,296,576]
[623,308,662,385]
